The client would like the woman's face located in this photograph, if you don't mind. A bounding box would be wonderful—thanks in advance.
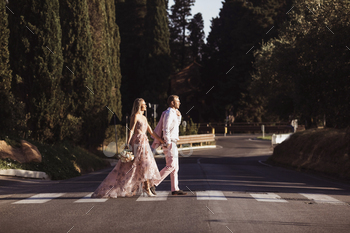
[140,100,147,112]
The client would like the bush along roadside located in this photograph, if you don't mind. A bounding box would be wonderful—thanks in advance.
[268,128,350,181]
[0,134,110,180]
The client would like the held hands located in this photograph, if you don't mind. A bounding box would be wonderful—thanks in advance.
[124,144,130,150]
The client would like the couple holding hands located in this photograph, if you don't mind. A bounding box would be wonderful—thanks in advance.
[91,95,187,198]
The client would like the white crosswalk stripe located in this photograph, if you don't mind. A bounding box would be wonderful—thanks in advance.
[250,193,288,202]
[136,191,169,201]
[300,193,345,205]
[196,190,227,200]
[74,192,108,203]
[12,193,66,204]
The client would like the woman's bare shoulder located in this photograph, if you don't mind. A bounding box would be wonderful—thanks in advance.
[133,113,143,122]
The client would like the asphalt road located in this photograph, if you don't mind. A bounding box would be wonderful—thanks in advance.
[1,135,349,233]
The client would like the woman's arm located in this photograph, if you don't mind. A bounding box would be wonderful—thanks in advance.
[147,122,165,145]
[127,114,137,145]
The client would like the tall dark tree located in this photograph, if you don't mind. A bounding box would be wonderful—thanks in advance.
[169,0,195,71]
[59,0,94,143]
[187,12,205,61]
[116,0,148,116]
[0,0,25,136]
[8,0,65,142]
[201,0,293,122]
[116,0,171,117]
[84,0,123,149]
[250,0,350,127]
[137,0,172,110]
[0,0,13,132]
[105,0,122,121]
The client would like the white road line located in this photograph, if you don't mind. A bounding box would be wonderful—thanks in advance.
[250,193,287,202]
[197,190,227,201]
[300,193,345,205]
[258,160,273,167]
[74,192,108,203]
[136,191,169,201]
[13,193,66,204]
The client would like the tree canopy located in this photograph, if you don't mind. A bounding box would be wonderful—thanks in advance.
[250,0,350,127]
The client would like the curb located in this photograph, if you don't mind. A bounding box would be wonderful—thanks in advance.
[0,168,49,180]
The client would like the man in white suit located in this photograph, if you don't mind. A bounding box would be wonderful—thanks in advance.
[151,95,187,195]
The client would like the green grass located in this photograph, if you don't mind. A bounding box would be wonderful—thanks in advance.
[0,134,110,180]
[257,136,272,140]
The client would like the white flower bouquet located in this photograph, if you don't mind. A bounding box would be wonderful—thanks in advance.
[118,149,134,163]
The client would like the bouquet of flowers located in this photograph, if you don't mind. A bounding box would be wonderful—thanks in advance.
[118,149,134,163]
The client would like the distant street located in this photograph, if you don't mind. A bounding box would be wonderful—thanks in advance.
[1,135,350,233]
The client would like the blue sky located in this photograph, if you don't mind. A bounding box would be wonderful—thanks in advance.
[168,0,223,41]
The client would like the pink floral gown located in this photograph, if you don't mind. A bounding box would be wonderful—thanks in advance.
[91,117,161,198]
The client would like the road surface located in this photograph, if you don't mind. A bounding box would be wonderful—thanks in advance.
[1,135,349,233]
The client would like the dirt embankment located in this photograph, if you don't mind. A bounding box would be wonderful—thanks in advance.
[269,128,350,180]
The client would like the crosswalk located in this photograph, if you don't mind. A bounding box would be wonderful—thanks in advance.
[300,193,346,205]
[250,193,288,203]
[196,190,227,201]
[12,193,66,204]
[6,191,348,205]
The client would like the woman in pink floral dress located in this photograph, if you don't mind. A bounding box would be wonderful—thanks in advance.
[91,98,164,198]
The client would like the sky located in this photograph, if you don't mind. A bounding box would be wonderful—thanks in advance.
[168,0,223,41]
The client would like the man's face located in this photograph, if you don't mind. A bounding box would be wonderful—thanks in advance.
[173,97,181,109]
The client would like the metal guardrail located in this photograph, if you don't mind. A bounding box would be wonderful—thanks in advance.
[177,134,215,147]
[198,124,296,134]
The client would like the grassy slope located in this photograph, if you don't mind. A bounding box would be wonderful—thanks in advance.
[0,134,110,180]
[269,128,350,180]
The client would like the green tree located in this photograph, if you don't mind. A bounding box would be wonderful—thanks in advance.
[0,0,13,132]
[250,0,350,127]
[188,12,205,61]
[201,0,293,122]
[116,0,171,117]
[59,0,94,143]
[0,0,26,136]
[8,0,65,142]
[85,0,123,149]
[169,0,195,71]
[137,0,172,110]
[105,0,122,120]
[115,0,148,116]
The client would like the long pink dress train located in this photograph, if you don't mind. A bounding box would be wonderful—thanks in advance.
[91,117,161,198]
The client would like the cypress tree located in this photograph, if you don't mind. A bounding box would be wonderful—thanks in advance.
[188,12,205,61]
[59,0,94,143]
[105,0,122,120]
[169,0,195,71]
[115,0,148,116]
[8,0,64,142]
[137,0,172,109]
[86,0,123,149]
[104,0,123,146]
[201,0,293,122]
[116,0,171,116]
[0,0,23,135]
